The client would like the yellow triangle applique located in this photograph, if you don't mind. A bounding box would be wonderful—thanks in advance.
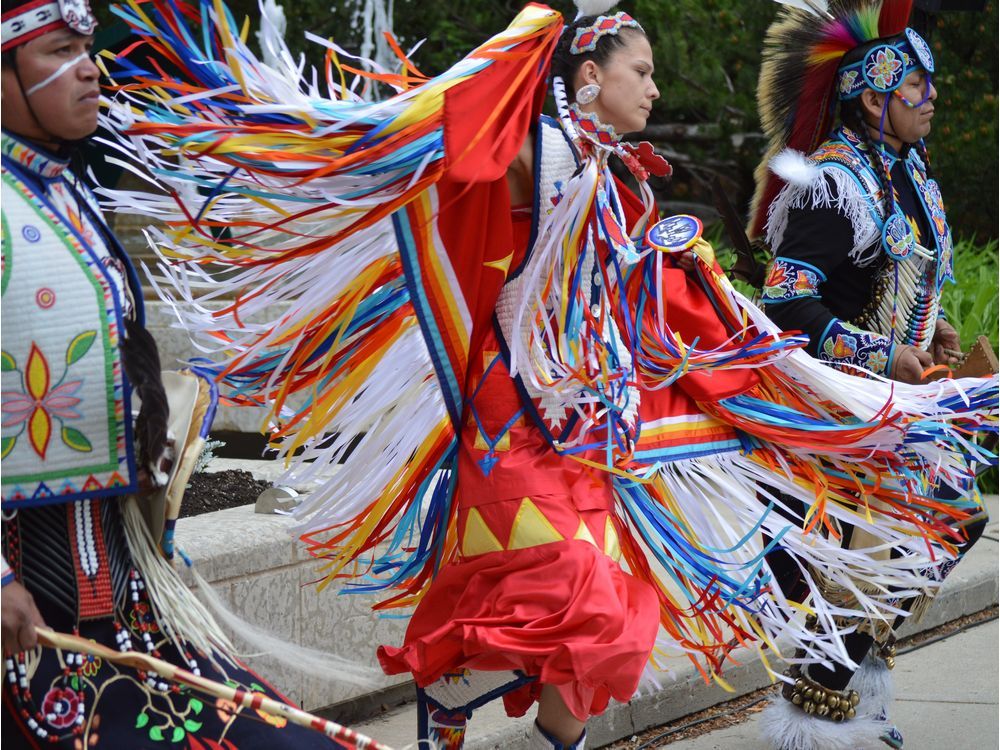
[461,507,505,557]
[473,431,489,451]
[508,498,564,550]
[573,518,598,548]
[603,517,622,561]
[484,252,514,276]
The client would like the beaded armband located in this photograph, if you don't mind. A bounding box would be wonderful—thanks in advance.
[1,556,14,586]
[761,257,825,304]
[818,319,893,375]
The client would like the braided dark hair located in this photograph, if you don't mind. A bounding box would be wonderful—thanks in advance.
[550,14,646,101]
[840,98,895,219]
[121,319,170,479]
[913,139,935,181]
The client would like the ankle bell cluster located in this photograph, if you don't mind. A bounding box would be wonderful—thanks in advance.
[781,666,860,721]
[877,635,898,670]
[780,615,860,722]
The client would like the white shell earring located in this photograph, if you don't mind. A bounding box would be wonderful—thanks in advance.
[576,83,600,105]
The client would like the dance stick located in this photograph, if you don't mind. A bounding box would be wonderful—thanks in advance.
[35,626,394,750]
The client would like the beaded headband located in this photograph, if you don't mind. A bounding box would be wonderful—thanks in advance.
[1,0,96,52]
[836,27,934,100]
[570,12,643,55]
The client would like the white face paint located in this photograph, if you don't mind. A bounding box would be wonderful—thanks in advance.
[25,51,90,96]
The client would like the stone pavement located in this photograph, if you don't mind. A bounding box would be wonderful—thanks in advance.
[661,617,999,750]
[347,495,999,750]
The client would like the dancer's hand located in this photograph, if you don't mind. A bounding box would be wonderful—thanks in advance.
[931,318,961,366]
[1,581,45,655]
[890,344,934,383]
[675,251,696,272]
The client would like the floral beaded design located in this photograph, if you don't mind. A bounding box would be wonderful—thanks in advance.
[761,257,826,304]
[79,652,102,678]
[819,320,893,375]
[1,336,93,460]
[3,562,313,747]
[865,47,904,91]
[839,70,859,95]
[128,601,160,635]
[41,686,82,730]
[905,156,954,288]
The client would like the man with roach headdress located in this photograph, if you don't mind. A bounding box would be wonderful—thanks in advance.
[0,1,356,746]
[750,1,989,748]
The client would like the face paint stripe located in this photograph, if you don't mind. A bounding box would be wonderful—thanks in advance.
[25,50,90,96]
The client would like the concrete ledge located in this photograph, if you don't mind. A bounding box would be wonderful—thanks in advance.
[174,502,411,712]
[147,300,291,433]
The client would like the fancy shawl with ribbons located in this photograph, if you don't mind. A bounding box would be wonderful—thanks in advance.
[100,0,997,679]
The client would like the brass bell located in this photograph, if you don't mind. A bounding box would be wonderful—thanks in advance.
[804,701,816,714]
[827,693,840,708]
[849,692,860,706]
[792,693,804,706]
[846,707,856,719]
[817,704,830,717]
[831,710,844,722]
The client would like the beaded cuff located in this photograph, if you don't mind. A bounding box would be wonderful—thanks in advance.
[818,319,893,375]
[761,257,826,304]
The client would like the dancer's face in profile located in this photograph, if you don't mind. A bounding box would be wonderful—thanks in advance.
[1,29,100,145]
[887,69,937,144]
[860,69,937,148]
[576,30,659,135]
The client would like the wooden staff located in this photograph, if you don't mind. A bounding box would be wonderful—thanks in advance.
[35,626,394,750]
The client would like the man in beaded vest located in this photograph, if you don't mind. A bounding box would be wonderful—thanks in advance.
[748,2,989,749]
[0,1,348,746]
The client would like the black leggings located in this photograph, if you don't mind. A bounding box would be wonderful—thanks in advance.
[762,489,989,690]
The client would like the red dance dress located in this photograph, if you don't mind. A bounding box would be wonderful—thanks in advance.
[379,205,659,721]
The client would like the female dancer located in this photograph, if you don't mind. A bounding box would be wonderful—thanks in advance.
[101,2,996,748]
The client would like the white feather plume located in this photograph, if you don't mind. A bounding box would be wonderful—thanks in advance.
[770,149,820,188]
[772,0,833,18]
[574,0,618,20]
